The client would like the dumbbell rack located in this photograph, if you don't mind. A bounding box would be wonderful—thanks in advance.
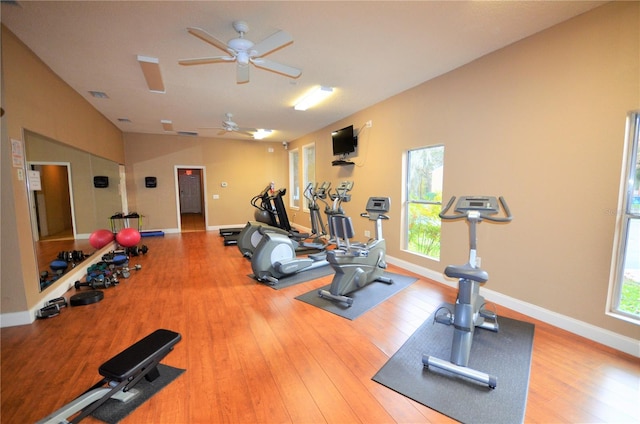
[109,212,144,233]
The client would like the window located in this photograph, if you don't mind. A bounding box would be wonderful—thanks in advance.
[610,111,640,322]
[302,143,316,212]
[288,148,300,208]
[405,145,444,259]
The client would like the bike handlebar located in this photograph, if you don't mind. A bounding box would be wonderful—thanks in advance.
[439,196,513,223]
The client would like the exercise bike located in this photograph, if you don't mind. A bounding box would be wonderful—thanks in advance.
[318,196,393,306]
[422,195,512,389]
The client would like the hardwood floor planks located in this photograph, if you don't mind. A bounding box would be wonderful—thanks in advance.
[2,231,639,423]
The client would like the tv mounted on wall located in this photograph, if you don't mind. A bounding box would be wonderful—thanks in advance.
[331,125,357,156]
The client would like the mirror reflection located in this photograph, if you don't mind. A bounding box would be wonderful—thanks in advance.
[24,130,124,291]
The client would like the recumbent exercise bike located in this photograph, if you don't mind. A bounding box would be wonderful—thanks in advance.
[318,196,393,306]
[422,195,512,389]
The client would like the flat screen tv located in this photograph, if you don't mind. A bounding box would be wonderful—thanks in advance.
[332,125,357,156]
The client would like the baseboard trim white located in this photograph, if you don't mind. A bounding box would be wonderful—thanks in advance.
[386,255,639,357]
[1,242,116,328]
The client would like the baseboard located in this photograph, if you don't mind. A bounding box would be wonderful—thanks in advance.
[1,242,116,328]
[386,255,640,357]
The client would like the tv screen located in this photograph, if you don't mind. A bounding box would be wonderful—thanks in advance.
[332,125,356,156]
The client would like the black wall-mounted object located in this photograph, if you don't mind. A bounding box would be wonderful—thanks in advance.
[331,124,357,156]
[145,176,157,188]
[93,176,109,188]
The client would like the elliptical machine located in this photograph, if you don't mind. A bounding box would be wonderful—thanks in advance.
[250,232,329,285]
[237,185,315,258]
[304,181,331,244]
[318,196,393,306]
[325,181,354,243]
[422,195,512,389]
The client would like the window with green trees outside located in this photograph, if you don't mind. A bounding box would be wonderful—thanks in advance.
[405,145,444,259]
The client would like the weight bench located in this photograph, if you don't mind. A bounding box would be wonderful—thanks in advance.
[37,329,181,424]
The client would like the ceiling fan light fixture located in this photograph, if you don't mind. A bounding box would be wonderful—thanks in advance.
[253,129,273,140]
[294,86,333,111]
[137,55,165,93]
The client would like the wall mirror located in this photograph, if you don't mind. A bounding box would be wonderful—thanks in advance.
[23,130,125,292]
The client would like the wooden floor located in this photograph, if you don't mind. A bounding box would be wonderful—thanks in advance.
[2,231,639,423]
[180,212,206,232]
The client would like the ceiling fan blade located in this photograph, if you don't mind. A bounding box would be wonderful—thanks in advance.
[252,59,301,78]
[238,127,259,133]
[252,30,293,57]
[179,56,234,66]
[237,64,250,84]
[186,27,230,53]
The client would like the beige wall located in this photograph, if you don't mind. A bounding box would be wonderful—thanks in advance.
[123,132,288,231]
[287,1,639,340]
[1,26,124,313]
[2,3,639,345]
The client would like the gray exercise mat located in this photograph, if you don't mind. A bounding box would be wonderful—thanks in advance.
[92,364,185,424]
[372,304,534,423]
[249,263,334,289]
[295,272,417,320]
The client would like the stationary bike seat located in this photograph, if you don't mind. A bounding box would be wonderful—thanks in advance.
[444,264,488,283]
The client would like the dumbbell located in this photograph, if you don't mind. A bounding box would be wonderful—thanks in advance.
[35,297,68,319]
[125,245,149,256]
[75,274,119,290]
[118,264,142,278]
[57,250,88,262]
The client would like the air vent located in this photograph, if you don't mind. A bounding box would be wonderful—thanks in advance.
[177,131,198,137]
[89,91,109,99]
[118,118,132,123]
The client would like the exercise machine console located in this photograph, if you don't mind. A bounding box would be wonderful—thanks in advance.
[422,195,512,388]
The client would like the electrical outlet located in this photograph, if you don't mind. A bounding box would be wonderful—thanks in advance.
[366,120,372,128]
[476,257,481,267]
[364,230,371,237]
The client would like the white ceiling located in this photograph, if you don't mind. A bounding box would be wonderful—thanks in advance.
[1,0,607,143]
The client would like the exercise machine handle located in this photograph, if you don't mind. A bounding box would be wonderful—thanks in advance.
[483,197,513,223]
[439,196,513,222]
[439,196,461,220]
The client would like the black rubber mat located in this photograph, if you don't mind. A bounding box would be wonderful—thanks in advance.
[372,304,535,423]
[295,272,417,320]
[92,364,185,424]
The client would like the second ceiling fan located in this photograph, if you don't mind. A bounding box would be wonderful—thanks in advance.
[179,20,302,84]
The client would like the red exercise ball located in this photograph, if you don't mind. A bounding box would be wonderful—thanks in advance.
[89,229,115,249]
[116,228,141,247]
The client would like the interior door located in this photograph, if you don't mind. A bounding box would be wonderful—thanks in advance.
[179,172,202,213]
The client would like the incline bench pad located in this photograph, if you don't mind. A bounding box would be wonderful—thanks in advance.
[99,329,181,382]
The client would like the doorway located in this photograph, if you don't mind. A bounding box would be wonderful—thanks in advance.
[175,167,206,232]
[27,162,76,241]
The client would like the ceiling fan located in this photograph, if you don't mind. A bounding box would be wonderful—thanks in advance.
[200,113,258,138]
[179,20,302,84]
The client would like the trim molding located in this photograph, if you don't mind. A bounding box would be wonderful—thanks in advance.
[1,242,116,328]
[387,255,640,357]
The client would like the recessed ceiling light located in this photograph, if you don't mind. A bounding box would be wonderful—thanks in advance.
[137,55,165,93]
[161,120,174,132]
[89,91,109,99]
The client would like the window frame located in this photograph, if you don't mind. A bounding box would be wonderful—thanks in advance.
[288,148,300,209]
[608,111,640,324]
[302,143,316,213]
[403,144,445,260]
